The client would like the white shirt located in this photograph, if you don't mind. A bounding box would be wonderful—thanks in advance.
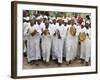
[75,25,81,36]
[66,24,72,37]
[80,27,87,33]
[57,24,66,39]
[34,22,45,34]
[23,22,31,37]
[85,27,91,39]
[88,28,91,39]
[49,23,57,36]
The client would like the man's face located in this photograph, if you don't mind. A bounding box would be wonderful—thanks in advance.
[59,19,63,25]
[53,19,56,24]
[30,20,35,26]
[23,10,29,17]
[45,23,49,29]
[71,20,74,25]
[81,25,84,28]
[40,18,43,22]
[85,23,89,29]
[37,20,41,25]
[68,20,71,25]
[45,20,49,29]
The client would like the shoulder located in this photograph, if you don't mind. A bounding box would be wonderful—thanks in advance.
[41,22,45,26]
[34,24,38,27]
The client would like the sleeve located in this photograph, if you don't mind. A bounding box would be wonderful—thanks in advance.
[35,25,42,34]
[23,27,28,36]
[41,23,45,31]
[89,28,91,39]
[48,26,52,36]
[62,26,67,38]
[76,26,81,36]
[60,26,66,38]
[28,26,34,34]
[87,29,91,39]
[24,25,32,36]
[23,23,28,36]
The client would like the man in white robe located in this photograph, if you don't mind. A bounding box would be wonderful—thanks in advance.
[65,20,77,65]
[64,21,72,64]
[85,23,91,65]
[50,19,58,60]
[73,24,81,59]
[35,17,45,34]
[75,24,81,59]
[23,17,30,56]
[80,23,87,64]
[27,19,41,65]
[53,19,66,66]
[41,21,52,65]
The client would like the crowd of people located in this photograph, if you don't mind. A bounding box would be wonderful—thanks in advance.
[23,11,91,66]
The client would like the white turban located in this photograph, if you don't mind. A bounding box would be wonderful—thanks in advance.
[36,16,41,20]
[81,22,85,26]
[44,15,48,19]
[49,20,52,23]
[63,19,68,23]
[86,20,90,24]
[23,16,30,21]
[39,15,43,19]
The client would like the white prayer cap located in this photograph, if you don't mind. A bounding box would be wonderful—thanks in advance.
[39,15,43,19]
[44,15,48,19]
[36,16,41,20]
[23,16,30,21]
[86,20,90,24]
[81,22,85,26]
[63,19,68,23]
[49,20,52,22]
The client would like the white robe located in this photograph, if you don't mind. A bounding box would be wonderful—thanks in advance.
[23,22,30,53]
[80,27,87,60]
[50,23,58,60]
[41,24,53,62]
[65,24,77,62]
[73,25,81,58]
[63,26,68,58]
[49,24,57,36]
[23,22,30,41]
[52,24,66,63]
[35,22,45,34]
[27,25,41,62]
[85,28,91,62]
[41,33,52,62]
